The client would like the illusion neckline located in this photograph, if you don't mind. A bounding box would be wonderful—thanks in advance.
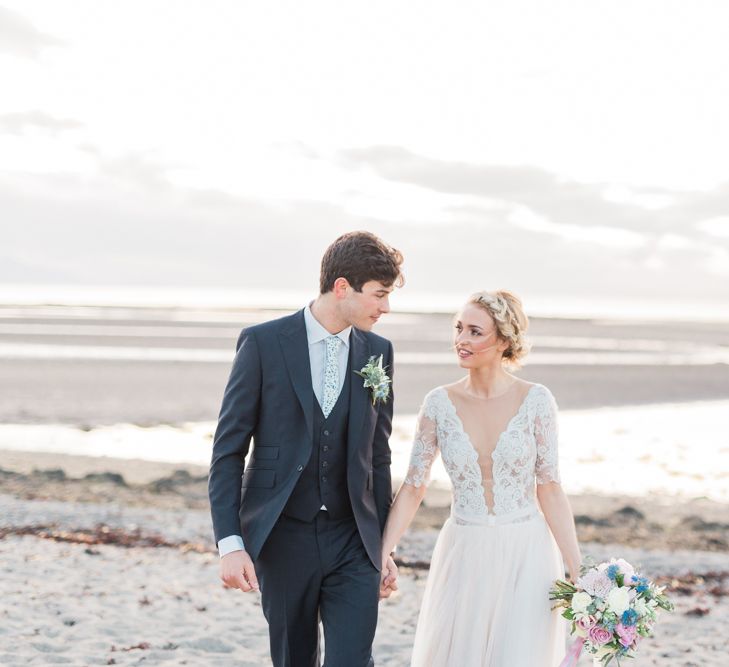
[458,378,526,401]
[436,383,540,515]
[439,383,540,457]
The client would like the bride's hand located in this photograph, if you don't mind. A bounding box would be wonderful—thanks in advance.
[566,560,581,583]
[379,553,399,599]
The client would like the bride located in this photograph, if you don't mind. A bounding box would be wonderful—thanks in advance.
[381,290,582,666]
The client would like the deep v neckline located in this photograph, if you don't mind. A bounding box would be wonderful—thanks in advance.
[441,384,537,463]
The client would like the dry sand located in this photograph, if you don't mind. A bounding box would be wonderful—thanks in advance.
[1,452,728,666]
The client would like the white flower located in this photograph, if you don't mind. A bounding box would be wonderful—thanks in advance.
[613,558,636,580]
[607,587,631,615]
[571,591,593,614]
[577,569,614,599]
[634,598,649,617]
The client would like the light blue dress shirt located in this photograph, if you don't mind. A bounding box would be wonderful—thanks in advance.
[218,305,352,558]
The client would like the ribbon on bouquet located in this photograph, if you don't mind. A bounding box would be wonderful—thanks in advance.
[559,637,585,667]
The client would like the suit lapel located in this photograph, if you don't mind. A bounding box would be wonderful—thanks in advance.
[347,328,373,458]
[279,310,314,442]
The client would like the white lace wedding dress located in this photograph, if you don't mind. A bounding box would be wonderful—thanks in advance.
[405,382,566,667]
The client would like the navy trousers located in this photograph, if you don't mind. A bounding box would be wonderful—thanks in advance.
[255,511,381,667]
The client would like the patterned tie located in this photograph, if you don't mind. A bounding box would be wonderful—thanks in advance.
[322,335,342,418]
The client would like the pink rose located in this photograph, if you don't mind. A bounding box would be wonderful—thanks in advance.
[616,623,637,648]
[576,615,597,630]
[588,626,613,646]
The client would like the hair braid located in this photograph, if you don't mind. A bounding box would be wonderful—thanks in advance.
[467,290,531,368]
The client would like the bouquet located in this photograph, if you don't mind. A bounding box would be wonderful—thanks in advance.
[550,558,673,666]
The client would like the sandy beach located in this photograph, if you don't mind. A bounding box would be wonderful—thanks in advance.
[1,304,728,665]
[1,453,729,666]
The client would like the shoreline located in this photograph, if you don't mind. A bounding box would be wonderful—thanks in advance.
[2,291,727,323]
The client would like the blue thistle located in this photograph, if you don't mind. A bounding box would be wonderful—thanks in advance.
[621,609,639,626]
[606,564,620,581]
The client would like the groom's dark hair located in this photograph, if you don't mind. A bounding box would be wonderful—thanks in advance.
[320,231,404,294]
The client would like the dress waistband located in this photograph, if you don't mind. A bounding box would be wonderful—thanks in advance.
[450,504,540,526]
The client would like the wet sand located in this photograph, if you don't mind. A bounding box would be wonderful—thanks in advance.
[1,305,728,425]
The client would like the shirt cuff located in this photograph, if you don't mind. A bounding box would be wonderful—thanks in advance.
[218,534,245,558]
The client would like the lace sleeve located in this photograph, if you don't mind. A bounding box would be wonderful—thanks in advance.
[534,387,561,485]
[403,393,440,488]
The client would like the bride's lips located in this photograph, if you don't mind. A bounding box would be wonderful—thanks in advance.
[457,348,473,359]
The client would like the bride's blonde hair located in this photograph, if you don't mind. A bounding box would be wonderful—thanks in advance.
[467,290,530,368]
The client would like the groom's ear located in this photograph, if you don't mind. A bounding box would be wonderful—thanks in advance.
[332,277,352,299]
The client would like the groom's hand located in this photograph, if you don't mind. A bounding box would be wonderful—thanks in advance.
[379,554,399,600]
[220,550,259,593]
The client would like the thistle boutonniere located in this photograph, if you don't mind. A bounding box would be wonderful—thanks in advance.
[354,354,391,406]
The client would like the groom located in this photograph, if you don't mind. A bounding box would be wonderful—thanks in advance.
[208,231,403,667]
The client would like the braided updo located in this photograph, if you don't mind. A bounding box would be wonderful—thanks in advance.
[468,290,530,368]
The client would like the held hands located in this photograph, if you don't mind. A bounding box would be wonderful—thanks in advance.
[220,549,259,593]
[379,553,399,600]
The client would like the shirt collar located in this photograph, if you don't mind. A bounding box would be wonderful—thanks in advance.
[304,304,351,347]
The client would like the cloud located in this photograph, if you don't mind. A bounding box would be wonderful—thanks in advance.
[0,167,372,289]
[695,216,729,239]
[0,110,83,135]
[339,145,658,245]
[87,147,173,193]
[338,145,729,243]
[338,146,669,238]
[0,6,63,59]
[0,147,727,307]
[508,206,646,249]
[340,146,558,200]
[334,144,729,298]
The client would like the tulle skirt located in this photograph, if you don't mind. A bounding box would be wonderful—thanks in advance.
[410,509,566,667]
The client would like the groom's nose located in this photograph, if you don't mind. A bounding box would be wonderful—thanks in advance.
[379,297,390,313]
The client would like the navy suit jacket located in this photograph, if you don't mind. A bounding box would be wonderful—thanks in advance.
[208,309,395,569]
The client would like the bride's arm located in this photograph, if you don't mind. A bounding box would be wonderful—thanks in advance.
[381,482,427,557]
[381,397,440,585]
[537,482,581,580]
[534,388,581,580]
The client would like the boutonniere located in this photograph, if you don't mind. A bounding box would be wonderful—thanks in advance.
[354,354,391,406]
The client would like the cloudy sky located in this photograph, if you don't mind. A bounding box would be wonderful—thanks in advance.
[2,1,728,314]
